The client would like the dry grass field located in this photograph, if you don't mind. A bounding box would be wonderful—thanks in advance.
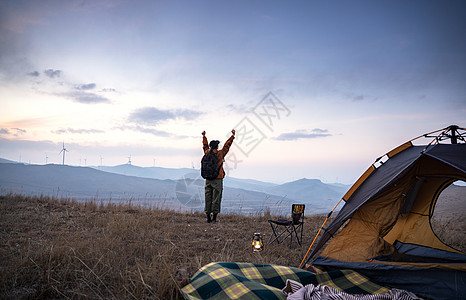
[431,183,466,253]
[431,215,466,253]
[0,194,326,299]
[1,193,464,299]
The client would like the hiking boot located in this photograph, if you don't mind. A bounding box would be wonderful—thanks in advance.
[212,213,217,223]
[206,213,212,223]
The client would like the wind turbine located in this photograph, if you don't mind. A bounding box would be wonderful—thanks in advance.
[59,142,68,165]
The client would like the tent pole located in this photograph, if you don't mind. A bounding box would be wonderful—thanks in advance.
[408,128,443,143]
[422,127,450,152]
[298,198,343,269]
[450,125,458,144]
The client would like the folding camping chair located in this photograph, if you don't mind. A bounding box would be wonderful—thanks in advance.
[267,204,305,248]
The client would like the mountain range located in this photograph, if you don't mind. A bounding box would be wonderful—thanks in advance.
[89,163,350,213]
[0,159,349,214]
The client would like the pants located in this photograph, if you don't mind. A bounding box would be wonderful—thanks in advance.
[204,178,223,215]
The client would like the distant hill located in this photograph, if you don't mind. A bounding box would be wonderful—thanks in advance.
[224,177,278,192]
[94,164,196,180]
[3,160,463,217]
[0,163,310,214]
[94,164,278,191]
[0,158,16,164]
[0,163,175,202]
[265,178,347,210]
[92,164,348,211]
[1,158,463,217]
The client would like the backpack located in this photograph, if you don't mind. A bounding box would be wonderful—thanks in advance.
[201,150,222,180]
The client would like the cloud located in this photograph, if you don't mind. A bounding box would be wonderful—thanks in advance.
[0,137,198,166]
[311,128,329,134]
[75,83,96,90]
[174,109,203,120]
[0,138,57,152]
[1,128,28,137]
[226,103,253,114]
[27,71,40,77]
[65,91,110,104]
[116,125,173,137]
[44,69,62,78]
[52,128,105,134]
[348,93,380,102]
[114,124,191,138]
[29,68,110,104]
[128,107,174,125]
[128,107,202,125]
[353,95,365,101]
[132,126,171,137]
[12,128,27,134]
[22,66,111,104]
[0,1,46,34]
[337,90,381,103]
[275,128,332,141]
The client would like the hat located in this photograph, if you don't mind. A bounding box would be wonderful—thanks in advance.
[209,140,220,149]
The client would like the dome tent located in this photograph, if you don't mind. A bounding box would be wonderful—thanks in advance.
[301,125,466,300]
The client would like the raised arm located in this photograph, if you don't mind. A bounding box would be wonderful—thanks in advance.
[202,131,209,153]
[221,129,235,155]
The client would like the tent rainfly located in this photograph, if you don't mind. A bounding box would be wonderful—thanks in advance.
[301,125,466,300]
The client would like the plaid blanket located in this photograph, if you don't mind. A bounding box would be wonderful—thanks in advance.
[181,262,389,300]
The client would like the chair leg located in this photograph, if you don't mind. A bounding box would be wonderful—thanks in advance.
[300,224,303,245]
[267,222,278,244]
[284,226,294,248]
[268,222,304,249]
[267,222,290,247]
[288,224,303,247]
[289,226,296,248]
[278,225,295,248]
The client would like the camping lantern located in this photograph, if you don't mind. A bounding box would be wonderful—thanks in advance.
[252,233,263,252]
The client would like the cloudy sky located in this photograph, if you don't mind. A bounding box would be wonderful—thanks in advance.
[1,0,465,184]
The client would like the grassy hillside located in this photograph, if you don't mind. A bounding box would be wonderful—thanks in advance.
[1,193,464,299]
[0,194,326,299]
